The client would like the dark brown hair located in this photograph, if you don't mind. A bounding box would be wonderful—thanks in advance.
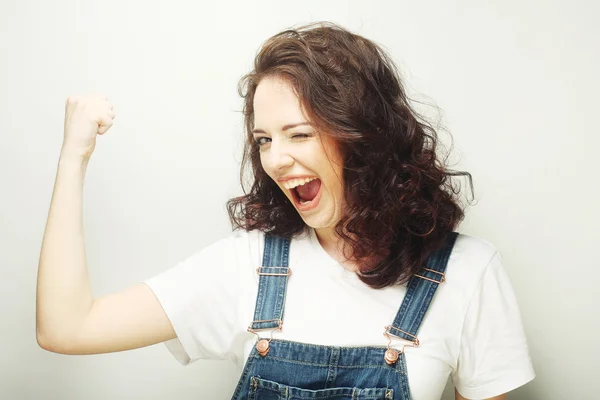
[226,21,473,288]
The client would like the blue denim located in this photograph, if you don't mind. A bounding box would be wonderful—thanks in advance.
[232,232,458,399]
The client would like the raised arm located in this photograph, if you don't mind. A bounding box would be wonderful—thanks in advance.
[36,95,175,354]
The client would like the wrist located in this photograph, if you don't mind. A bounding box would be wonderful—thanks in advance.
[58,150,90,168]
[60,142,95,161]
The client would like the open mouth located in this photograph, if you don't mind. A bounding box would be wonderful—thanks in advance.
[288,179,322,211]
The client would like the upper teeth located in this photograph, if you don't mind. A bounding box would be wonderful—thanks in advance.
[283,177,318,190]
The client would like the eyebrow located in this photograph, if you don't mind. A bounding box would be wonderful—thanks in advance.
[252,122,312,135]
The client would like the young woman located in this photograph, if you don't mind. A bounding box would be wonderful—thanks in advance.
[36,22,534,400]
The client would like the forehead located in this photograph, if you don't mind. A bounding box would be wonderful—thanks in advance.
[253,77,308,128]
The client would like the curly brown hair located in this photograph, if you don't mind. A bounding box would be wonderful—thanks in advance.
[226,21,473,289]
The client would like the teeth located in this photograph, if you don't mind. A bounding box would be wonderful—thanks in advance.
[282,177,318,190]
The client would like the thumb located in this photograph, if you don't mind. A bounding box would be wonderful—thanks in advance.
[97,112,115,135]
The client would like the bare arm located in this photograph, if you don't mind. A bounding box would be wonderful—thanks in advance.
[36,153,94,347]
[36,95,175,354]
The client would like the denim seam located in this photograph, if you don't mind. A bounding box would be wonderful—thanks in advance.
[396,354,411,398]
[390,232,458,340]
[251,235,291,330]
[231,348,258,399]
[258,340,391,351]
[325,347,339,388]
[251,235,272,325]
[253,377,393,400]
[251,354,405,373]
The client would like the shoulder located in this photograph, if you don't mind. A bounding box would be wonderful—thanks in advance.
[449,234,535,397]
[144,228,267,305]
[199,228,264,257]
[229,227,264,252]
[158,228,265,278]
[452,233,499,266]
[447,232,500,281]
[436,233,505,308]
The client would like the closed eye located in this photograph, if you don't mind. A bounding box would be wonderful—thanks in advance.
[254,134,311,147]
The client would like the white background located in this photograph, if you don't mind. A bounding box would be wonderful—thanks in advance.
[1,0,598,399]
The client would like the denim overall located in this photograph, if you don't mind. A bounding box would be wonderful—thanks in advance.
[231,231,458,400]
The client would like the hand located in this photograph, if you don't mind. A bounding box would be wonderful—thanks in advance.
[61,94,115,159]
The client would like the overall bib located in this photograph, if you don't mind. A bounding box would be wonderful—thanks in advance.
[231,232,458,400]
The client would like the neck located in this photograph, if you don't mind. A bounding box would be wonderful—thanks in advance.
[314,226,387,273]
[314,226,357,271]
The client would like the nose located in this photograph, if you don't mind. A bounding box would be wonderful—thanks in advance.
[264,140,294,172]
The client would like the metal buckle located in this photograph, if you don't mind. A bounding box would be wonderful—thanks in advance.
[414,268,445,284]
[383,325,420,347]
[247,320,283,357]
[256,267,292,276]
[382,325,420,365]
[247,319,283,334]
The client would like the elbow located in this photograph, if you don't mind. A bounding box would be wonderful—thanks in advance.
[36,329,57,353]
[36,323,48,349]
[36,330,53,352]
[36,329,69,354]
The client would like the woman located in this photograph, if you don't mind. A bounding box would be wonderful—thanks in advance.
[36,22,534,399]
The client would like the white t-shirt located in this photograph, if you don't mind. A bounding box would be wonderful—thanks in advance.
[143,228,535,400]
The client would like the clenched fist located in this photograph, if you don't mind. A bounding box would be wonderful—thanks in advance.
[62,95,115,159]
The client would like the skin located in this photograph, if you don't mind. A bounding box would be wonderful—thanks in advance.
[252,76,350,267]
[253,76,509,400]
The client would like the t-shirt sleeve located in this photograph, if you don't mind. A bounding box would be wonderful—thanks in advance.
[451,250,536,399]
[142,231,254,366]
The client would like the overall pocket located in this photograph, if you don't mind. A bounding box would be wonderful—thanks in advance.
[248,376,394,400]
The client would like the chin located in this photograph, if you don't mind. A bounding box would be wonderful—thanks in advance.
[301,212,339,231]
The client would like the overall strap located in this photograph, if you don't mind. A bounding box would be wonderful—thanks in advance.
[248,233,292,333]
[385,232,459,346]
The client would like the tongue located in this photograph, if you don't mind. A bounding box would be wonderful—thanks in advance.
[296,179,321,202]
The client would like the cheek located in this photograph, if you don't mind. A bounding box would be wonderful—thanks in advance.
[259,153,271,175]
[260,157,279,185]
[324,160,344,192]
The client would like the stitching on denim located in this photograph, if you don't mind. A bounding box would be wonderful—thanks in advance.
[252,235,272,325]
[251,354,405,371]
[325,346,339,388]
[231,348,258,399]
[390,232,458,341]
[244,355,407,398]
[267,339,391,351]
[254,381,392,400]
